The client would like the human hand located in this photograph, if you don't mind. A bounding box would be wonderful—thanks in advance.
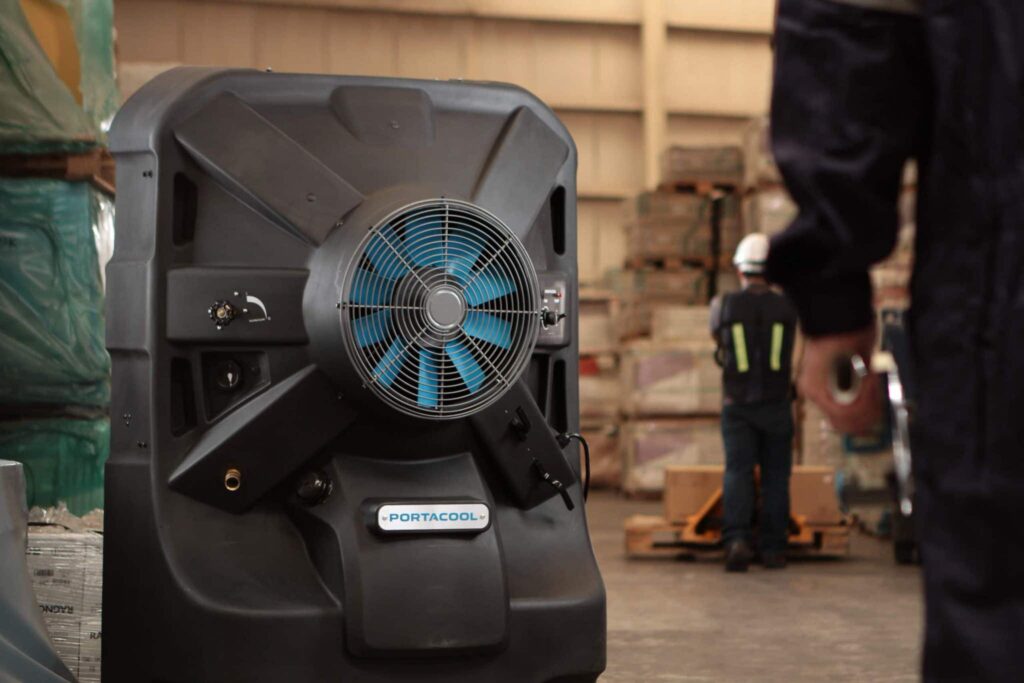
[798,324,882,435]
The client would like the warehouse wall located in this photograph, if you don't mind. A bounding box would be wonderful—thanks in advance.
[113,0,774,284]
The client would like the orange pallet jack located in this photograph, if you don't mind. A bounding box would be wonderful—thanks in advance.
[625,465,851,559]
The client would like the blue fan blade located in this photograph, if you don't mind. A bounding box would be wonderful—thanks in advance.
[417,348,440,408]
[353,310,391,348]
[464,265,516,306]
[462,311,512,349]
[446,339,485,394]
[403,216,445,268]
[373,337,407,387]
[365,226,409,279]
[446,232,485,284]
[350,268,396,306]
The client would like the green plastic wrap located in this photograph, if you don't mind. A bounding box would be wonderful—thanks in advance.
[0,417,109,515]
[0,178,110,407]
[51,0,119,134]
[0,0,118,153]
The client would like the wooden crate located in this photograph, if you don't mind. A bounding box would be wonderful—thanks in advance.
[607,268,717,337]
[581,421,621,490]
[620,418,723,496]
[659,145,744,187]
[579,353,619,420]
[624,194,742,265]
[650,304,712,343]
[741,186,797,238]
[579,289,621,355]
[620,340,722,418]
[742,116,781,189]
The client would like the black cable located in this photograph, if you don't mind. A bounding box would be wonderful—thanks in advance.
[566,433,591,501]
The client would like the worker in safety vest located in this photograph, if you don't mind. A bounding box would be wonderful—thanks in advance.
[710,233,798,572]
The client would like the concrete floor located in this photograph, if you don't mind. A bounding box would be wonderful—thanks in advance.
[587,491,923,682]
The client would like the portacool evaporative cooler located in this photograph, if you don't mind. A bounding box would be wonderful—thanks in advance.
[102,68,605,682]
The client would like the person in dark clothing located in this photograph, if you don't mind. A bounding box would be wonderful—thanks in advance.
[767,0,1024,678]
[711,233,798,572]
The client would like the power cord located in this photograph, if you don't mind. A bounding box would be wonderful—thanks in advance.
[557,432,591,501]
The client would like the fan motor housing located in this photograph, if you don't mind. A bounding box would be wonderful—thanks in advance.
[103,68,604,683]
[307,193,541,420]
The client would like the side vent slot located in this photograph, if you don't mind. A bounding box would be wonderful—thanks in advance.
[527,356,550,416]
[551,359,568,433]
[170,357,197,436]
[550,186,566,256]
[172,173,198,246]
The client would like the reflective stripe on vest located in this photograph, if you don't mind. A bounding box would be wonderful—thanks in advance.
[770,322,784,371]
[731,323,749,373]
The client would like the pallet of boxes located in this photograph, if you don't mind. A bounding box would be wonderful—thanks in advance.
[616,144,747,497]
[578,288,624,489]
[621,136,851,559]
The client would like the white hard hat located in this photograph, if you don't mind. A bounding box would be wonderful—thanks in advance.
[733,233,769,274]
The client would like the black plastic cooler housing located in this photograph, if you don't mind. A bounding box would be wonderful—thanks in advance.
[102,67,605,682]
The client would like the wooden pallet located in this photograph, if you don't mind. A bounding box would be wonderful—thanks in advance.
[624,254,727,271]
[625,472,852,560]
[656,179,741,196]
[625,513,852,559]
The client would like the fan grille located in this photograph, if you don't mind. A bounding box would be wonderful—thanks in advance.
[340,199,541,419]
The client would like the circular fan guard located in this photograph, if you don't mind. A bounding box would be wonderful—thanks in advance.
[340,198,541,419]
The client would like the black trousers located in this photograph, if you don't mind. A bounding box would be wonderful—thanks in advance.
[720,400,794,554]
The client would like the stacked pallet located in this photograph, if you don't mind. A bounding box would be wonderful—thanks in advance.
[610,144,746,341]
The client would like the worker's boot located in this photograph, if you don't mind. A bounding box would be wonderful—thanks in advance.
[724,539,752,572]
[762,551,787,569]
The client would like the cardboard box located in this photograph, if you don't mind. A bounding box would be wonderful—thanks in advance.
[581,421,621,490]
[663,465,844,527]
[621,418,724,495]
[790,466,842,525]
[620,340,721,417]
[801,400,843,467]
[26,527,103,683]
[664,465,723,524]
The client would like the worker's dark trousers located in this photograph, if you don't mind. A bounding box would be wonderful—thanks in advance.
[720,400,793,554]
[914,423,1024,681]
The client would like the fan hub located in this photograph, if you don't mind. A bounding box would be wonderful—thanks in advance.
[426,287,466,330]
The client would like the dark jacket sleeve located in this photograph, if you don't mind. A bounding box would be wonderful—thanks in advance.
[765,0,927,336]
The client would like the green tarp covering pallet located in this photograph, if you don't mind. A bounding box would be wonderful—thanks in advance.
[0,178,110,408]
[0,0,117,511]
[0,417,109,515]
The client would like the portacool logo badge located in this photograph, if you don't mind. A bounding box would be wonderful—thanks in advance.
[375,502,490,533]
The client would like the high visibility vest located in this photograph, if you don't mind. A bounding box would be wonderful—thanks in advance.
[715,288,797,405]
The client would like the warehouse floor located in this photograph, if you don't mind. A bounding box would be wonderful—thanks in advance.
[588,492,923,682]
